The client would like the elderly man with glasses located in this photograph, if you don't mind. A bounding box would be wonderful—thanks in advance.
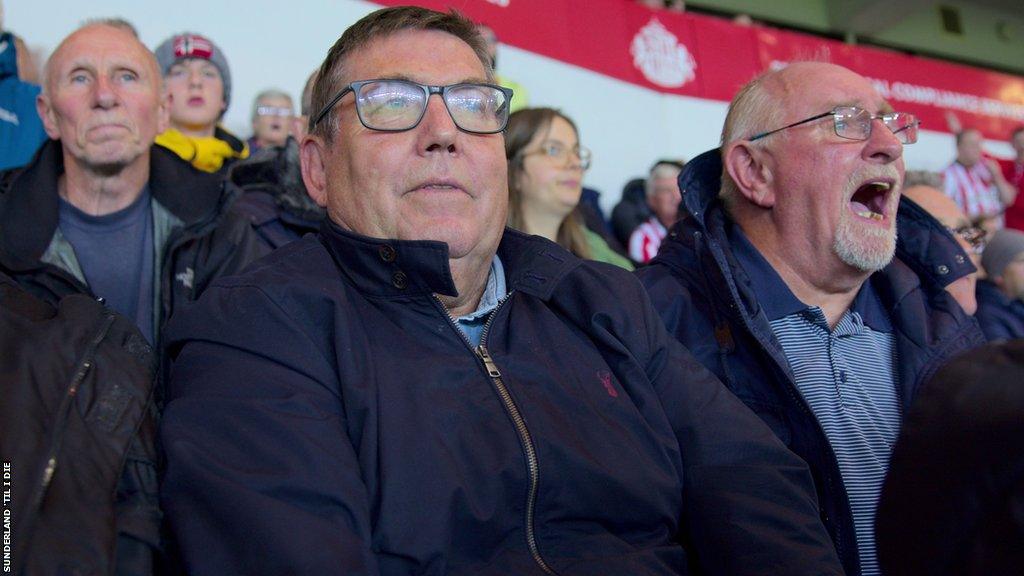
[159,8,844,575]
[638,61,986,576]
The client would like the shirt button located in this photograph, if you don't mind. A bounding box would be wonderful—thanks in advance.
[392,271,407,289]
[954,254,965,264]
[379,245,397,262]
[936,264,950,275]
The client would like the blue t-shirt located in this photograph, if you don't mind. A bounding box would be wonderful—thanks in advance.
[58,188,155,343]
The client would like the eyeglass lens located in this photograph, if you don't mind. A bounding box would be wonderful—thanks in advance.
[355,80,509,133]
[257,106,293,117]
[542,142,592,170]
[834,107,918,144]
[947,225,987,253]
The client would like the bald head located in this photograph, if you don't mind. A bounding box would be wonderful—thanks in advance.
[903,184,970,230]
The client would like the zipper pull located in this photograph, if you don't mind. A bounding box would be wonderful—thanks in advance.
[476,345,502,378]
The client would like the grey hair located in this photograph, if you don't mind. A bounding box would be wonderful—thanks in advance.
[647,161,684,197]
[718,71,783,213]
[80,17,139,37]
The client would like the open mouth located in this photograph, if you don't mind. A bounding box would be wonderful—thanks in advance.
[849,180,892,222]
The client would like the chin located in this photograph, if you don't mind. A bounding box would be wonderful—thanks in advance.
[834,222,897,273]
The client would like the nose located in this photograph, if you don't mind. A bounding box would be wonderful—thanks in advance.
[566,150,584,170]
[863,117,903,164]
[93,75,117,109]
[188,68,203,88]
[417,94,458,155]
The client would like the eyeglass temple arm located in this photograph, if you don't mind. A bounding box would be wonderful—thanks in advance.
[311,87,354,130]
[747,111,835,142]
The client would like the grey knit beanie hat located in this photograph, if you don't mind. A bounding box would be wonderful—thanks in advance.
[982,228,1024,279]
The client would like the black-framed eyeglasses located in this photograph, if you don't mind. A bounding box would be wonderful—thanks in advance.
[946,224,987,254]
[748,106,920,144]
[520,141,593,170]
[310,79,513,135]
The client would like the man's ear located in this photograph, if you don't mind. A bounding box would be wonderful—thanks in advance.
[300,135,329,207]
[724,141,775,208]
[36,93,61,140]
[156,88,170,134]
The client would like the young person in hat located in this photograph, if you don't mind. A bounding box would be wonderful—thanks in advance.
[154,32,248,174]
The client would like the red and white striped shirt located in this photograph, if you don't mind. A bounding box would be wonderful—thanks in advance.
[942,161,1003,222]
[628,217,667,264]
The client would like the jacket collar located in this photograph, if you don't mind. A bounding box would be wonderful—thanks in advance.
[317,219,580,301]
[0,139,224,260]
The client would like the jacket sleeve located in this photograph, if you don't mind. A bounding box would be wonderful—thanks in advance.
[640,296,845,576]
[160,283,379,575]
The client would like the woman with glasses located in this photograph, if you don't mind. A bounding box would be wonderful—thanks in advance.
[505,108,633,270]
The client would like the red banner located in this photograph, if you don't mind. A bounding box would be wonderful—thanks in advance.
[373,0,1024,140]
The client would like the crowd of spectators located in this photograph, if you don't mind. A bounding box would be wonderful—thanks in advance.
[1,3,1023,575]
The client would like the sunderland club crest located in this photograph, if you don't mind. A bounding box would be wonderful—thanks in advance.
[630,18,697,88]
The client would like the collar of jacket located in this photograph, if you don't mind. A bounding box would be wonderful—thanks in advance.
[318,219,581,301]
[678,148,976,300]
[0,139,225,262]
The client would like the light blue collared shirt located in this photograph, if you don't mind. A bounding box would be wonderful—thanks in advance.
[455,255,506,347]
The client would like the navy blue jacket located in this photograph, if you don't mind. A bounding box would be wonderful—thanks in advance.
[0,32,46,172]
[975,278,1024,341]
[636,150,986,576]
[160,221,843,575]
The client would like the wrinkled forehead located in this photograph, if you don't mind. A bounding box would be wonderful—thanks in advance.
[48,26,159,85]
[772,63,892,118]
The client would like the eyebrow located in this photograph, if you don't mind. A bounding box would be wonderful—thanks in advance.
[63,58,144,75]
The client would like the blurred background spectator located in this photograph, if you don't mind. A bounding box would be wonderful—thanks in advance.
[629,159,684,265]
[154,31,248,173]
[942,127,1016,233]
[976,228,1024,340]
[0,16,46,170]
[996,126,1024,232]
[247,88,294,153]
[506,107,633,269]
[902,170,984,315]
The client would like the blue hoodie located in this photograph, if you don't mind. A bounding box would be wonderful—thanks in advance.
[0,32,46,171]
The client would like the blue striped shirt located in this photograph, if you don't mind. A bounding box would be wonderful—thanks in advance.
[731,226,899,576]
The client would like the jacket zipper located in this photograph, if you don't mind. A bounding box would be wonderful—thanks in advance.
[434,294,558,576]
[16,310,116,573]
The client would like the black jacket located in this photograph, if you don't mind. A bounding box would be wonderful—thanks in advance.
[160,222,843,575]
[0,139,268,344]
[636,149,986,575]
[0,271,158,576]
[226,137,324,251]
